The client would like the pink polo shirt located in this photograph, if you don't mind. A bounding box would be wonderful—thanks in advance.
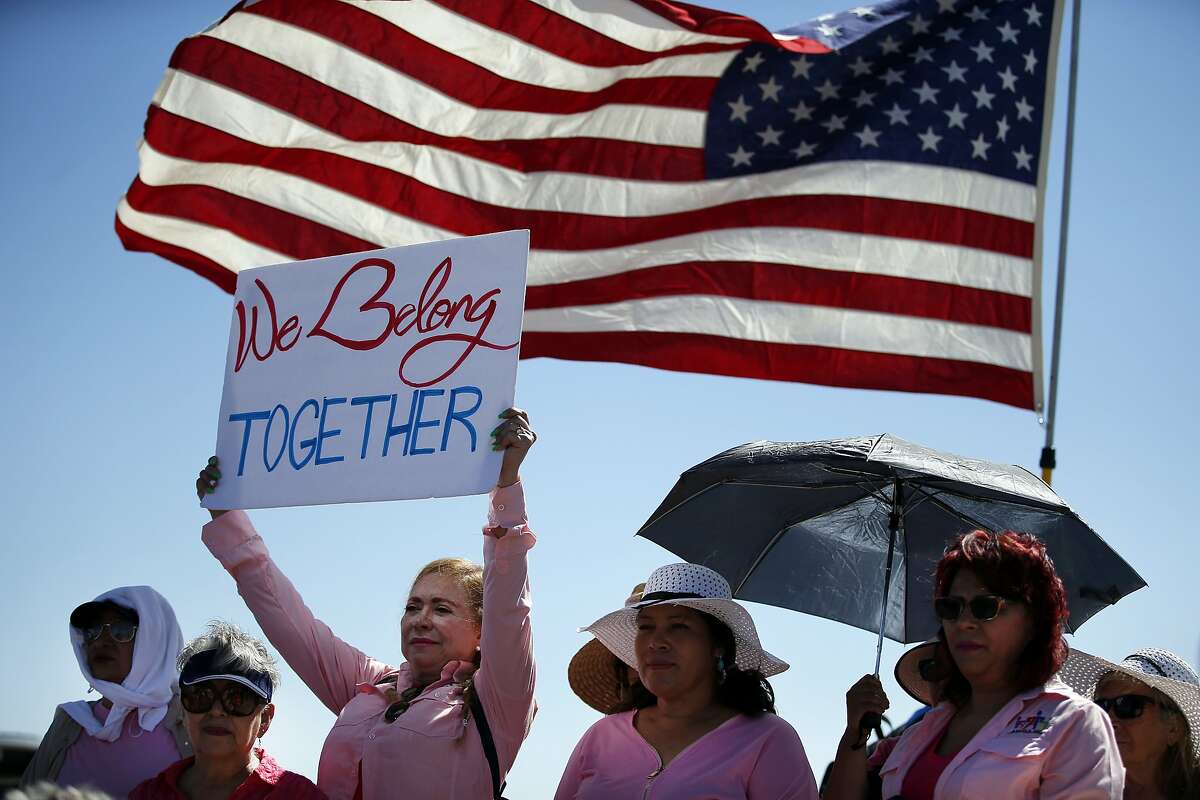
[202,482,536,800]
[872,679,1124,799]
[554,709,819,800]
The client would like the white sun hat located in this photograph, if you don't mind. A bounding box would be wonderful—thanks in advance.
[580,563,789,678]
[1060,647,1200,761]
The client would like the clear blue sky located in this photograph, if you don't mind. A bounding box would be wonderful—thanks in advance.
[2,1,1197,795]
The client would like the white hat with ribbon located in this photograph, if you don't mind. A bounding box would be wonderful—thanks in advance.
[581,563,788,678]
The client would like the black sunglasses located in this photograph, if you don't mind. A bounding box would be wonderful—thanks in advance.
[1094,694,1170,720]
[81,622,137,644]
[933,594,1009,622]
[180,683,264,717]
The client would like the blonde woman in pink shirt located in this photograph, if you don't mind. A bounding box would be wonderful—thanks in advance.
[824,530,1124,800]
[555,563,820,800]
[194,408,538,800]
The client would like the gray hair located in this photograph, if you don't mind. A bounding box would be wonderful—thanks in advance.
[7,784,114,800]
[177,620,280,690]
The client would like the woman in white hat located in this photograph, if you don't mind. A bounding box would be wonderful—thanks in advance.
[554,563,819,800]
[1061,647,1200,799]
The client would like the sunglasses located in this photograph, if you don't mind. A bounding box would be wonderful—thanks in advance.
[180,683,264,717]
[81,622,137,644]
[1094,694,1171,720]
[933,594,1009,622]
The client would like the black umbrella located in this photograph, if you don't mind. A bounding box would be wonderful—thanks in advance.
[637,435,1146,678]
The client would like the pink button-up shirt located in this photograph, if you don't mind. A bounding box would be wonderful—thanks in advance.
[202,483,536,800]
[554,709,819,800]
[872,679,1123,799]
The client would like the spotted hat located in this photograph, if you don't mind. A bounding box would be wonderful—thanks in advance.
[1060,647,1200,762]
[568,584,645,714]
[580,563,789,678]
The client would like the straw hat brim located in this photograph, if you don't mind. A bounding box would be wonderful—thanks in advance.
[894,641,948,707]
[582,597,789,678]
[1059,648,1200,762]
[568,637,632,714]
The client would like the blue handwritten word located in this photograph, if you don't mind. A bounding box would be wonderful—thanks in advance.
[228,385,483,477]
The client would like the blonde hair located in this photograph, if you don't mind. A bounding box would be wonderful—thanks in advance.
[411,558,484,626]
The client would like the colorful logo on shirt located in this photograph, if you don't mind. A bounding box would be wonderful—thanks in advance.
[1007,710,1051,734]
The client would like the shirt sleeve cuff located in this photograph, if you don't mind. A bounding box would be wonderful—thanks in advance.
[487,480,528,530]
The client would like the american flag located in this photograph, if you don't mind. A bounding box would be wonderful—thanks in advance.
[116,0,1062,410]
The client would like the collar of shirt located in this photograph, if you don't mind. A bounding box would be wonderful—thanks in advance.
[160,748,283,791]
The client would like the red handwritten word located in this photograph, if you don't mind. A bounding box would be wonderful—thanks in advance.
[233,255,515,388]
[234,279,301,373]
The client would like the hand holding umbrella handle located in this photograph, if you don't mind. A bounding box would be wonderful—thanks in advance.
[845,675,889,750]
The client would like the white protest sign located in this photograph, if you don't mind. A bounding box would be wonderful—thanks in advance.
[204,230,529,510]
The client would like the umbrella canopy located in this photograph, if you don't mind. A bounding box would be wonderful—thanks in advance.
[637,435,1145,645]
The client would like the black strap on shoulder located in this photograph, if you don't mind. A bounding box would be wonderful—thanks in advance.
[468,688,506,800]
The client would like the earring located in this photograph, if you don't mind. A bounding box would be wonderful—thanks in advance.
[715,656,728,685]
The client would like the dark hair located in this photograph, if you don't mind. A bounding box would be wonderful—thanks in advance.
[613,609,776,716]
[933,530,1068,707]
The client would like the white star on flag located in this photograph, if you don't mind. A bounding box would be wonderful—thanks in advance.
[759,76,783,102]
[971,40,995,62]
[998,66,1019,91]
[817,79,841,101]
[918,126,943,152]
[850,57,874,77]
[942,60,968,83]
[820,113,848,132]
[728,95,752,122]
[1013,146,1033,170]
[997,21,1019,43]
[729,146,754,167]
[1015,96,1034,120]
[855,126,882,147]
[884,103,912,125]
[913,82,940,104]
[996,115,1011,141]
[791,56,813,79]
[971,133,992,159]
[944,103,968,129]
[792,141,816,159]
[742,52,765,72]
[972,83,996,109]
[790,100,815,121]
[757,125,782,146]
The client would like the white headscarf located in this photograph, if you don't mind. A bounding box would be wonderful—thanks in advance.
[58,586,184,742]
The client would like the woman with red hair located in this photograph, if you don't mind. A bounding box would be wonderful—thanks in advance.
[823,530,1124,799]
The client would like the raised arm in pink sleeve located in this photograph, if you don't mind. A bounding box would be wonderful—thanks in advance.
[202,511,393,715]
[1039,704,1124,799]
[473,480,538,776]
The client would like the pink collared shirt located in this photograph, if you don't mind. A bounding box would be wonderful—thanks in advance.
[872,679,1124,799]
[553,709,819,800]
[202,482,536,800]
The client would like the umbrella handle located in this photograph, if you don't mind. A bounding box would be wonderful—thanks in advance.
[859,711,884,741]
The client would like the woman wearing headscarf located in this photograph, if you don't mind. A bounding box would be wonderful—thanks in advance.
[824,529,1124,799]
[194,408,537,800]
[22,586,190,795]
[131,621,324,799]
[554,563,819,800]
[1061,647,1200,799]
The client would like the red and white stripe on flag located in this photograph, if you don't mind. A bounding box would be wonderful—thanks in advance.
[116,0,1051,410]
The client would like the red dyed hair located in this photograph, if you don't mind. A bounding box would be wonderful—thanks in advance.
[932,530,1069,706]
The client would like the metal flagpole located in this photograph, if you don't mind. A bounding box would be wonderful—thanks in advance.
[1040,0,1084,486]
